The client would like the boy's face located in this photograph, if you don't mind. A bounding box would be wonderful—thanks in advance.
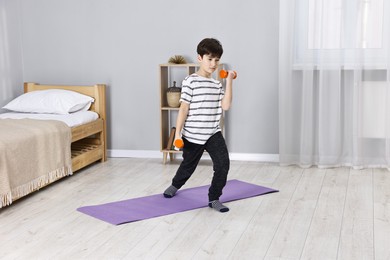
[198,54,220,75]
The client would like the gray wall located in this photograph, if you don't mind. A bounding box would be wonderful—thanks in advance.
[3,0,279,154]
[0,0,24,110]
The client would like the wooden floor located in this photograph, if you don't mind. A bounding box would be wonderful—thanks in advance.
[1,158,390,260]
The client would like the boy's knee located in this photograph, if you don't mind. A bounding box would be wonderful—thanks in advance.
[222,152,230,171]
[214,157,230,174]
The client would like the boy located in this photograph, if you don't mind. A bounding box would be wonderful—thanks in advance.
[163,38,235,213]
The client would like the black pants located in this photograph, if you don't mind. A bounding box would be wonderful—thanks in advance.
[171,131,230,201]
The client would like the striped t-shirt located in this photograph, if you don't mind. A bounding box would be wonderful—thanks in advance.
[180,73,224,145]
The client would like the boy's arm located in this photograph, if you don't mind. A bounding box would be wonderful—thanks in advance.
[175,101,190,140]
[221,70,234,111]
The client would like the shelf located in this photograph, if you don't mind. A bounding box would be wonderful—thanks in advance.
[161,149,182,164]
[161,106,180,111]
[160,63,199,67]
[161,149,182,153]
[71,142,103,172]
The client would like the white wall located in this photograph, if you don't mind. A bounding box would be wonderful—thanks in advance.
[9,0,279,155]
[0,0,24,110]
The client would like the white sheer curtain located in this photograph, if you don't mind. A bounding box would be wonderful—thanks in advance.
[279,0,390,168]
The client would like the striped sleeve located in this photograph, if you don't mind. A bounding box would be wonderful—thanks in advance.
[180,76,193,104]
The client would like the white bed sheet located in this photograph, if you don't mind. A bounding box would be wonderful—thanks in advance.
[0,110,99,127]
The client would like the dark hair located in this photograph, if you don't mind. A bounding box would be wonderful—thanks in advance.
[197,38,223,58]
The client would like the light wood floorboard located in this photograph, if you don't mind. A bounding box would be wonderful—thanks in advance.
[1,158,390,260]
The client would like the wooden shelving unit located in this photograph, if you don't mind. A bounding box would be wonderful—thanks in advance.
[159,63,223,164]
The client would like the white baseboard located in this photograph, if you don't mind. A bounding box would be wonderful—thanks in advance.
[229,153,279,162]
[108,150,162,158]
[108,150,279,163]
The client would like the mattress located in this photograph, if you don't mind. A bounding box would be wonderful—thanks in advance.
[0,110,99,128]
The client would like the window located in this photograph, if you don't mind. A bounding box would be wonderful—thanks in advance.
[292,0,388,67]
[308,0,384,49]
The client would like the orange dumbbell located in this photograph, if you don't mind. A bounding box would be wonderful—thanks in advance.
[219,69,237,79]
[174,139,184,149]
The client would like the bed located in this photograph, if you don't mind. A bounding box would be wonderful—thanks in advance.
[0,82,107,208]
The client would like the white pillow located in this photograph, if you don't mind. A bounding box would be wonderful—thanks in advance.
[2,89,94,114]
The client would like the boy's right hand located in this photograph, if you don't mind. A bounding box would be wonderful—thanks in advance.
[174,139,184,149]
[227,70,237,80]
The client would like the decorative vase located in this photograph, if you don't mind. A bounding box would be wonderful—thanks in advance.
[167,81,181,107]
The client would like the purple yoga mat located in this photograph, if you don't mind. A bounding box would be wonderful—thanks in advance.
[77,179,278,225]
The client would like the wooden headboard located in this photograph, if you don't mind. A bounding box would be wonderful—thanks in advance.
[23,82,106,122]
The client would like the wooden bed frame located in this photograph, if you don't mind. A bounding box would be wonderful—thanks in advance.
[24,82,107,172]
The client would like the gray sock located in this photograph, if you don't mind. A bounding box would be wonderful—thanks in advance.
[208,200,229,213]
[163,185,178,198]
